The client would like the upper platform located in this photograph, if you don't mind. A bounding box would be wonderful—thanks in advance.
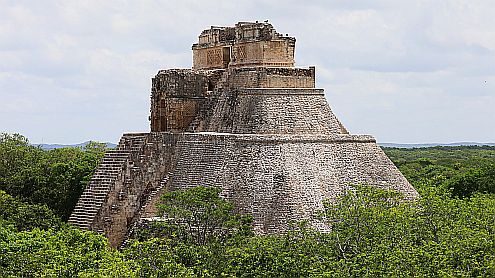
[192,21,296,70]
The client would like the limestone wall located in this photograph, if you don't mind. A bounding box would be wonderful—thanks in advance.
[153,132,417,234]
[192,46,231,70]
[81,133,179,247]
[229,40,295,68]
[72,130,417,247]
[150,69,224,132]
[205,88,348,135]
[69,133,151,246]
[224,67,315,89]
[150,68,317,133]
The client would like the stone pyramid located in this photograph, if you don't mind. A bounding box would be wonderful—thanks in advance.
[69,22,418,247]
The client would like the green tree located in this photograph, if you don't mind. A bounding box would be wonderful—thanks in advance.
[128,186,254,277]
[122,238,195,278]
[0,133,106,220]
[447,164,495,197]
[0,225,137,277]
[0,190,61,231]
[149,186,253,246]
[222,223,334,277]
[321,184,495,277]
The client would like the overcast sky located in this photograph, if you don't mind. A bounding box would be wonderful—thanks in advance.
[1,0,494,144]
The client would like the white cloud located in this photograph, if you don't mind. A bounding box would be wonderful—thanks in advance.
[0,0,493,143]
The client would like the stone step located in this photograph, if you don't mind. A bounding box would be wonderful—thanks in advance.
[95,168,121,172]
[79,192,108,197]
[71,206,100,212]
[91,174,119,179]
[69,219,94,226]
[78,195,107,201]
[76,197,106,203]
[87,179,114,184]
[97,163,126,167]
[80,191,108,196]
[106,151,131,155]
[87,182,114,187]
[100,159,127,162]
[69,221,92,228]
[68,221,91,229]
[71,211,98,217]
[85,187,111,191]
[75,202,104,208]
[95,166,123,170]
[90,175,116,179]
[81,189,109,194]
[92,173,120,176]
[90,174,118,179]
[104,151,130,155]
[70,212,96,218]
[79,193,107,198]
[102,154,130,159]
[100,162,127,166]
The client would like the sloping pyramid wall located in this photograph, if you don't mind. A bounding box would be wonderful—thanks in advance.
[155,132,416,235]
[70,83,417,247]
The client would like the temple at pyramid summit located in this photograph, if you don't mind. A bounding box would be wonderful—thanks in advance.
[69,21,418,247]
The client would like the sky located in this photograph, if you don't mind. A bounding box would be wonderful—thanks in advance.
[1,0,494,144]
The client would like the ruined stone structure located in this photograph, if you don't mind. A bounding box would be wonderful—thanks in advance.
[69,22,418,247]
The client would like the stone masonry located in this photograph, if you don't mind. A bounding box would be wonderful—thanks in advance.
[69,21,418,247]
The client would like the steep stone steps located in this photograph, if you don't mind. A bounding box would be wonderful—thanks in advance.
[69,133,149,232]
[68,149,131,229]
[117,133,148,151]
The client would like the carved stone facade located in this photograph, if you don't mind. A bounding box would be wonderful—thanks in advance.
[69,22,418,247]
[192,22,295,70]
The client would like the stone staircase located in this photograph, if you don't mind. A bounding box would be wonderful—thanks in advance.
[116,133,148,151]
[142,172,171,214]
[68,133,149,231]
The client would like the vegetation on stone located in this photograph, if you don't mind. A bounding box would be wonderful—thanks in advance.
[135,186,253,246]
[1,134,495,276]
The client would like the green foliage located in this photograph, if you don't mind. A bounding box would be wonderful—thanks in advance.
[0,133,106,220]
[0,190,61,231]
[218,185,494,277]
[221,224,334,277]
[0,225,137,277]
[447,164,495,197]
[383,146,495,195]
[148,186,253,246]
[122,239,195,278]
[127,186,254,277]
[320,185,495,277]
[323,185,413,261]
